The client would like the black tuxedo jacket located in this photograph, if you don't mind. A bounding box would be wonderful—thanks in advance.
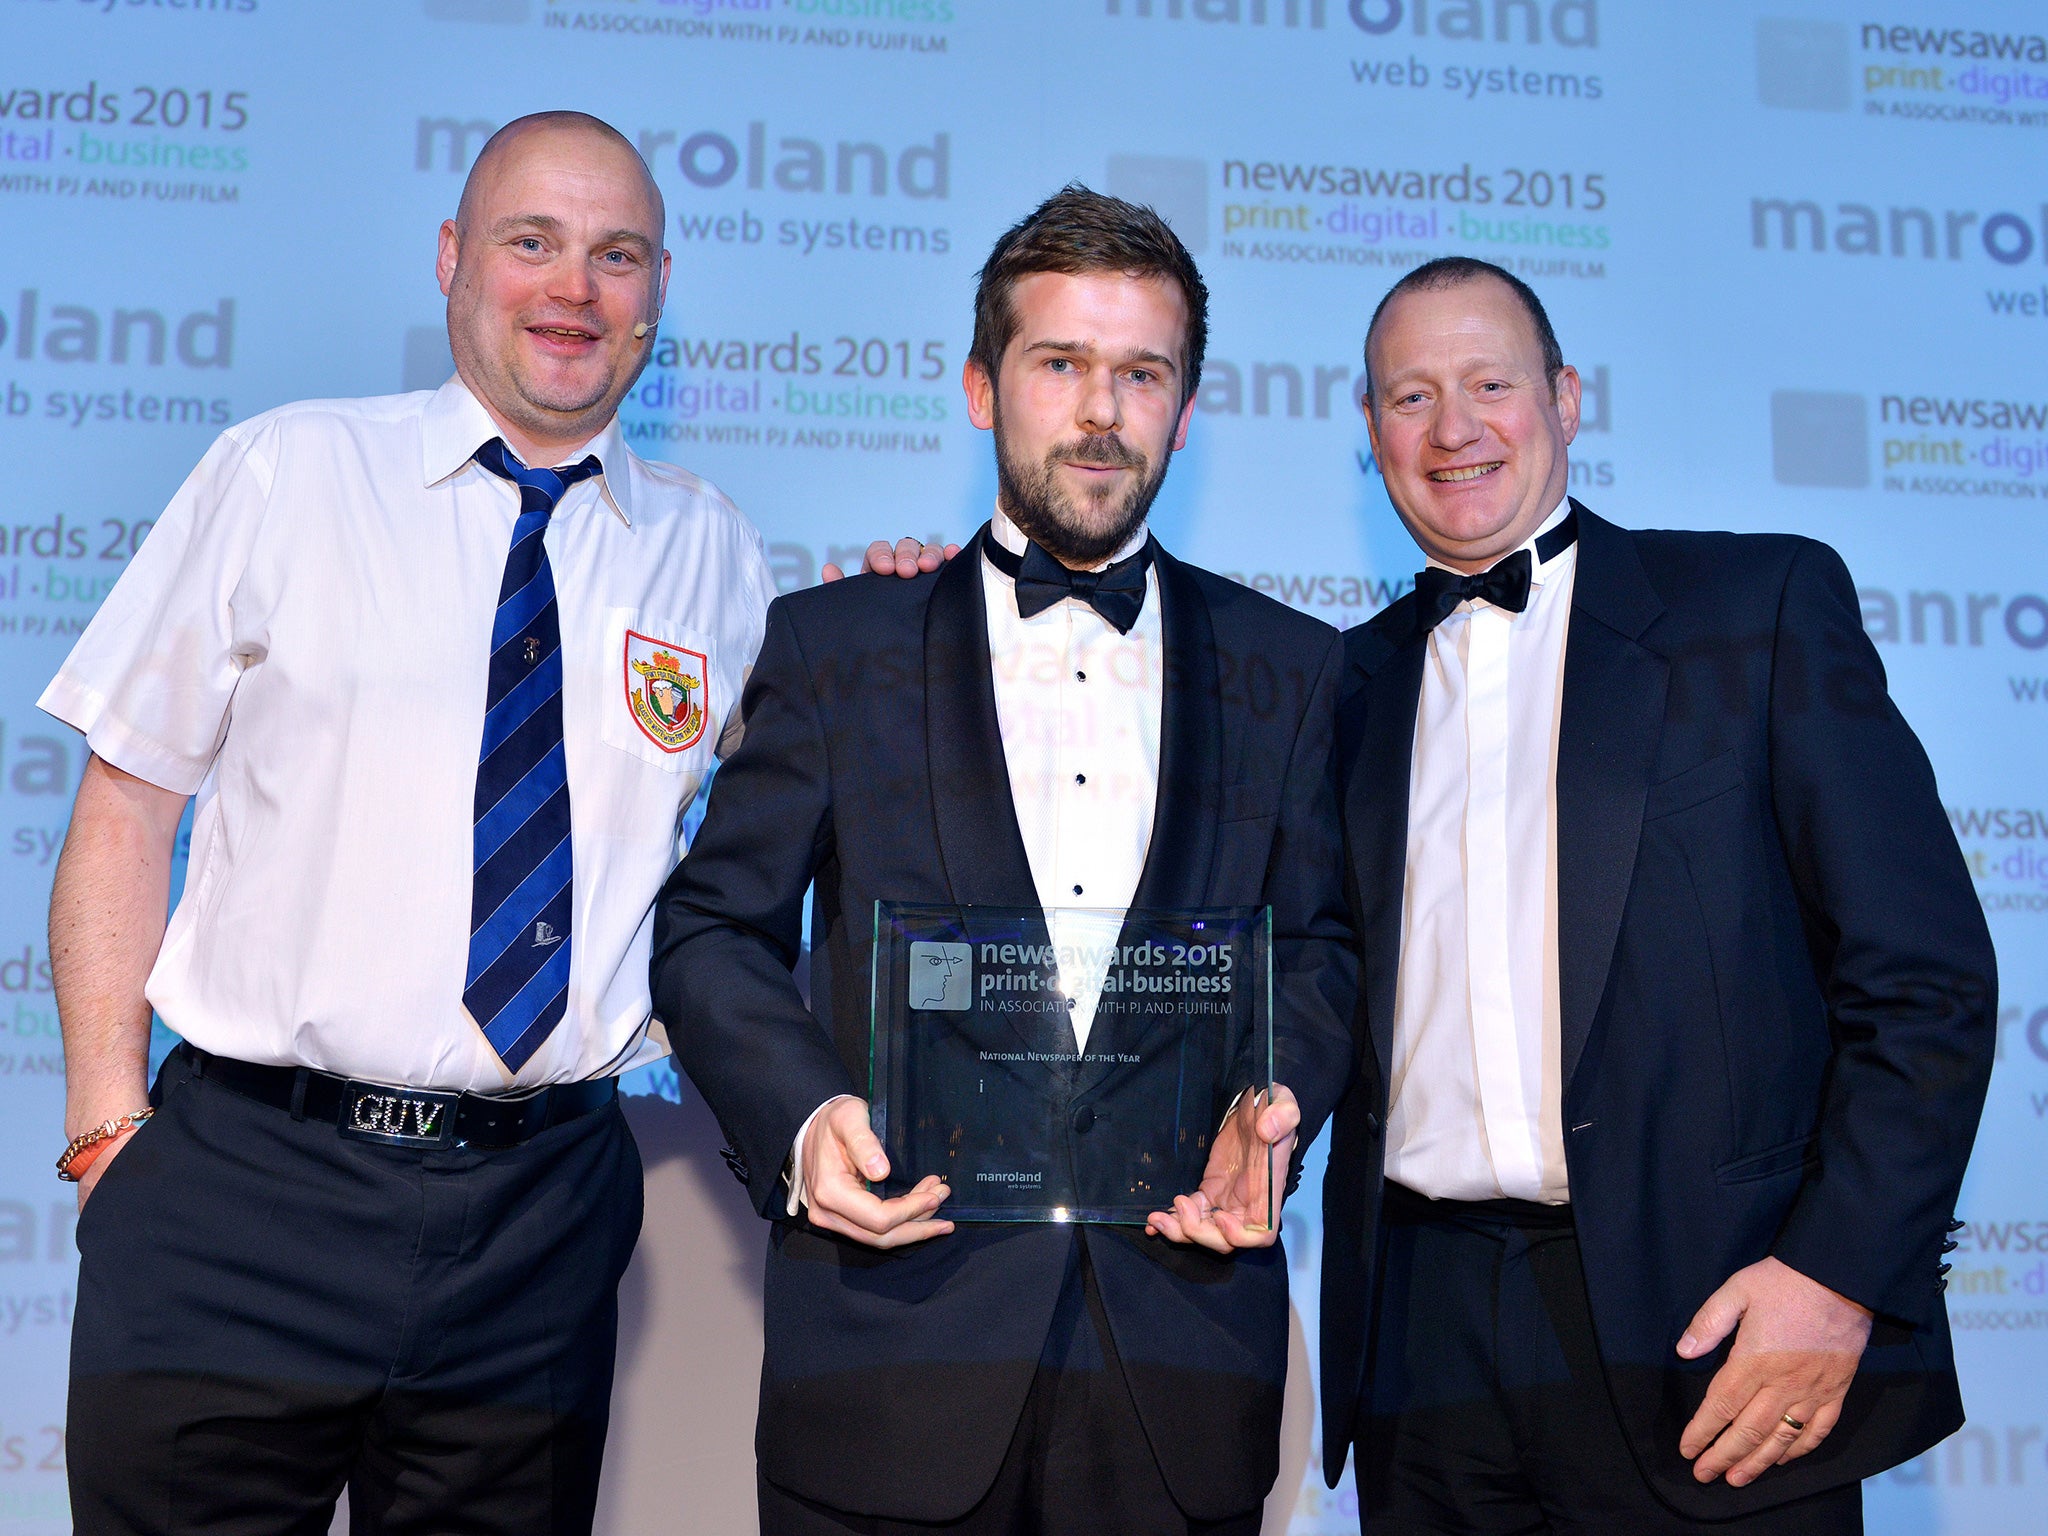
[1321,502,1997,1516]
[651,528,1356,1523]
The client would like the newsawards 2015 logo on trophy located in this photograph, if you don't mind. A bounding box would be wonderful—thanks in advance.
[872,903,1271,1225]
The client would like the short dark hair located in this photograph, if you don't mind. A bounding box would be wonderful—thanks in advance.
[1360,256,1564,405]
[970,184,1209,407]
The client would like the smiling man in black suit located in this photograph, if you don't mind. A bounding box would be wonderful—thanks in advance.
[650,188,1356,1535]
[1319,257,1996,1534]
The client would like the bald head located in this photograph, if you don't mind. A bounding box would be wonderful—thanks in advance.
[456,111,664,238]
[436,110,671,466]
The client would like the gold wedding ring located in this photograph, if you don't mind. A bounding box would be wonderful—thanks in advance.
[1780,1413,1807,1433]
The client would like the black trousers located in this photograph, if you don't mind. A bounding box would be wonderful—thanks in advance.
[68,1046,644,1536]
[759,1234,1263,1536]
[1359,1185,1863,1536]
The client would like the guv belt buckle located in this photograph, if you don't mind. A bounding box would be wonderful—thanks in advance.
[339,1082,458,1148]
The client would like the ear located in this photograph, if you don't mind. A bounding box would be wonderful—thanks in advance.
[436,220,461,299]
[963,357,996,431]
[1361,387,1383,465]
[1552,363,1582,447]
[1170,388,1197,453]
[655,248,671,318]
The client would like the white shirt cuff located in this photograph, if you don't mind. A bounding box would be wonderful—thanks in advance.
[1223,1087,1248,1129]
[784,1094,859,1216]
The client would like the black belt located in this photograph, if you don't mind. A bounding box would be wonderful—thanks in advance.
[1382,1179,1575,1231]
[175,1043,618,1150]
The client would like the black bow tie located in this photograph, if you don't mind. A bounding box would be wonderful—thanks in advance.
[1411,509,1578,636]
[1413,552,1533,633]
[982,533,1152,634]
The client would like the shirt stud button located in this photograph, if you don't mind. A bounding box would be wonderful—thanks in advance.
[1073,884,1084,896]
[1075,773,1086,785]
[1075,670,1086,681]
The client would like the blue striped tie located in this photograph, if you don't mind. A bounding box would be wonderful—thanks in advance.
[465,437,601,1073]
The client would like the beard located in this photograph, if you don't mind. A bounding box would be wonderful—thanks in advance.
[992,397,1175,567]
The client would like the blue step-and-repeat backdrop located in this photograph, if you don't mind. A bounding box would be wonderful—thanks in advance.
[1,2,2043,1532]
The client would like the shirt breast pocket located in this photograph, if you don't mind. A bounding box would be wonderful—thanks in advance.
[600,607,718,775]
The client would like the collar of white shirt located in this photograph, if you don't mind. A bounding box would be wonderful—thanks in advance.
[418,374,633,527]
[986,505,1151,572]
[1421,495,1573,590]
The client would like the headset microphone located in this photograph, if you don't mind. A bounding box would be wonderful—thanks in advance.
[633,311,662,341]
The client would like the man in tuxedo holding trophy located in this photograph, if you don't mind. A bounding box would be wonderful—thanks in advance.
[651,187,1357,1535]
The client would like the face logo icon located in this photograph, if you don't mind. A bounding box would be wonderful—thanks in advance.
[908,942,972,1010]
[624,630,708,752]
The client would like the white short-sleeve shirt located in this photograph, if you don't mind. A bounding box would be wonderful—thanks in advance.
[40,376,776,1092]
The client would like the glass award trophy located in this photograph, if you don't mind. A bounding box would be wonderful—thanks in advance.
[868,902,1273,1225]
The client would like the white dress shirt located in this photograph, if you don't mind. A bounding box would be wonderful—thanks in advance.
[788,508,1162,1208]
[1385,499,1575,1204]
[41,376,776,1092]
[983,507,1164,1053]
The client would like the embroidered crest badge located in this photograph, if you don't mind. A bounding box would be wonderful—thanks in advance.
[625,630,708,753]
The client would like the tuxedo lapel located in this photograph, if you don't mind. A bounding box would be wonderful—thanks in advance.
[924,527,1040,908]
[1130,544,1221,913]
[1343,616,1424,1087]
[1078,546,1221,1097]
[1556,504,1668,1088]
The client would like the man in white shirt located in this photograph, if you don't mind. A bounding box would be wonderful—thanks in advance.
[43,111,928,1536]
[650,188,1357,1535]
[1318,258,1995,1533]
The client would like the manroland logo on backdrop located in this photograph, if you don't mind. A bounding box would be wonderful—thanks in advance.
[1749,193,2048,320]
[0,288,236,436]
[1107,153,1608,276]
[1983,999,2048,1129]
[1105,0,1595,44]
[655,119,951,256]
[1750,193,2047,265]
[415,115,952,258]
[1757,16,2048,126]
[1769,388,2047,500]
[1853,576,2048,711]
[1105,0,1603,100]
[415,113,948,195]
